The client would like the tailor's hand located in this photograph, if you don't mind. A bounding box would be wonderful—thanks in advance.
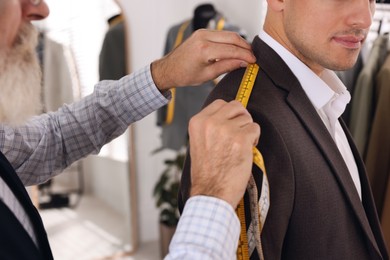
[188,100,260,209]
[151,29,256,91]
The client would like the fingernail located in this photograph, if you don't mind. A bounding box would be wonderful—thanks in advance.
[240,62,249,67]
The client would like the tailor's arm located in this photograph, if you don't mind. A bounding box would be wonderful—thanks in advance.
[166,100,260,260]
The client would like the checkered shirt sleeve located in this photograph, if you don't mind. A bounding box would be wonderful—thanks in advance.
[166,196,240,260]
[0,65,169,186]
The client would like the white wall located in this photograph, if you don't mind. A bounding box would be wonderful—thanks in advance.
[117,0,264,243]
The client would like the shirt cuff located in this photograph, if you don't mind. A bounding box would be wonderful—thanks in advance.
[145,64,172,100]
[118,65,171,123]
[167,196,240,260]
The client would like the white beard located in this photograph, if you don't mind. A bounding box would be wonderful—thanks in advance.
[0,23,42,125]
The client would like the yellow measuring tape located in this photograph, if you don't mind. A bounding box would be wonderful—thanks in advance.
[235,64,269,260]
[165,20,191,125]
[165,18,226,125]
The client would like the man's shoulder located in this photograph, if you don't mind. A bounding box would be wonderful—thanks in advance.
[206,67,247,103]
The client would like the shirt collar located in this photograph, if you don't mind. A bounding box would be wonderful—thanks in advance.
[258,30,350,112]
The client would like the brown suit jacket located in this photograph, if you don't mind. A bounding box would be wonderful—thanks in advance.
[179,37,389,259]
[382,178,390,253]
[381,178,390,254]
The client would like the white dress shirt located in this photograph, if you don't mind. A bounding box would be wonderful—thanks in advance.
[259,31,362,200]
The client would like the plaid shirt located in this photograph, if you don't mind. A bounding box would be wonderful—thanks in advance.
[0,65,168,245]
[1,65,240,258]
[167,196,240,260]
[0,65,168,185]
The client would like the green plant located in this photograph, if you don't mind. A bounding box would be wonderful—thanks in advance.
[153,152,186,227]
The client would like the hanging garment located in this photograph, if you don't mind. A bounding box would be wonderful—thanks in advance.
[156,20,215,151]
[365,53,390,216]
[157,16,244,151]
[99,14,127,81]
[335,54,363,124]
[381,176,390,252]
[41,36,82,204]
[43,36,80,112]
[349,34,389,156]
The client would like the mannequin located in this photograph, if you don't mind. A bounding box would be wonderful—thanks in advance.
[157,4,245,151]
[193,4,217,31]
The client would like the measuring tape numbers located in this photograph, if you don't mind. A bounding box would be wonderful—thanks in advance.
[235,64,270,260]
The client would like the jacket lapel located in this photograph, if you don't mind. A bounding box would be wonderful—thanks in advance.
[341,120,388,258]
[0,151,53,258]
[252,36,381,257]
[0,152,39,223]
[287,88,380,254]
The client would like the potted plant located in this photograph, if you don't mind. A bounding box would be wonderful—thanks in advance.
[153,151,186,258]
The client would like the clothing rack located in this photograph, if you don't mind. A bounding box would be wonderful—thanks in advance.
[337,2,390,251]
[364,3,390,55]
[376,3,390,34]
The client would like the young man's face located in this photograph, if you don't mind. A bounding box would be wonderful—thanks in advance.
[281,0,375,74]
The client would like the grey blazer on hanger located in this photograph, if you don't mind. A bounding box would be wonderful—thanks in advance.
[157,20,215,151]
